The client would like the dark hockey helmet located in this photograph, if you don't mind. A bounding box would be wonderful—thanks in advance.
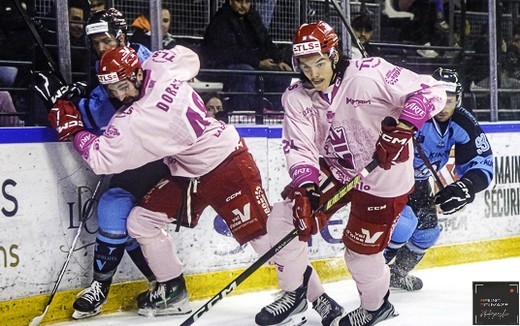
[97,46,141,85]
[292,21,339,72]
[432,67,462,95]
[85,8,127,40]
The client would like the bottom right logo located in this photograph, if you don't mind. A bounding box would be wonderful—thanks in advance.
[474,282,519,325]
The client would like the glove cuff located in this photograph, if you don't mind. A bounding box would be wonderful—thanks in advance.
[290,164,320,187]
[461,169,490,193]
[400,93,434,129]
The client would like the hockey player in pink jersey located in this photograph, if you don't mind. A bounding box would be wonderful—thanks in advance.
[255,21,446,326]
[47,45,272,317]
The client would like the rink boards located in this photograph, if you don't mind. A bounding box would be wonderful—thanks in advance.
[0,123,520,325]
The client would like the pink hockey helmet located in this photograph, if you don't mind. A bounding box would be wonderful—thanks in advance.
[97,46,141,85]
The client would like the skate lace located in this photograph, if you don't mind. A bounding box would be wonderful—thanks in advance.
[403,276,415,291]
[348,307,371,326]
[77,281,106,304]
[313,296,332,319]
[265,291,296,316]
[148,283,168,303]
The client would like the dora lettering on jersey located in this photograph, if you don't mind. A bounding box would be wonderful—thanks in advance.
[156,79,182,111]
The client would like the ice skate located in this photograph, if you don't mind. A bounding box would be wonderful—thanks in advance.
[389,271,423,291]
[312,292,345,326]
[72,280,110,319]
[136,279,157,306]
[331,292,398,326]
[255,287,308,326]
[137,275,192,317]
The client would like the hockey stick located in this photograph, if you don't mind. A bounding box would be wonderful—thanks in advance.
[29,175,106,326]
[412,137,445,190]
[12,0,67,84]
[179,159,379,326]
[329,0,369,59]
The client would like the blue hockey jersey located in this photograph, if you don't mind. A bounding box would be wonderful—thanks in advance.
[413,106,494,185]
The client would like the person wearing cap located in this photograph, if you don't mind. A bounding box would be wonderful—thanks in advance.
[255,21,446,326]
[351,14,381,58]
[33,9,168,320]
[383,68,493,292]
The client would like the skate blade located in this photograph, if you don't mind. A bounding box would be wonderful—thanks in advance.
[72,306,102,320]
[138,304,192,317]
[275,313,307,326]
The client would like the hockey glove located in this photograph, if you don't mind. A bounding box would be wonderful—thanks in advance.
[48,100,85,141]
[434,178,475,214]
[374,117,415,170]
[292,183,327,242]
[33,71,87,109]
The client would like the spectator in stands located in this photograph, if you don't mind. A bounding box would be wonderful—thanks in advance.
[351,14,380,58]
[469,23,508,88]
[396,0,450,58]
[0,91,23,127]
[89,0,105,13]
[201,0,292,112]
[256,0,277,29]
[500,23,520,115]
[0,1,44,124]
[201,92,228,123]
[130,5,176,50]
[504,23,520,81]
[397,0,449,32]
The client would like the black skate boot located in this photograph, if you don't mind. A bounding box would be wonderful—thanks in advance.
[138,275,192,317]
[136,279,157,306]
[332,292,398,326]
[255,288,308,326]
[255,266,313,326]
[312,293,345,326]
[388,245,424,291]
[389,269,423,291]
[72,280,111,319]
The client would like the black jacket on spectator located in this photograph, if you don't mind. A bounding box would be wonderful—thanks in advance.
[201,2,284,69]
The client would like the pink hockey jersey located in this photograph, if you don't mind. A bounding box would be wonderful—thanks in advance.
[74,45,240,177]
[282,57,447,197]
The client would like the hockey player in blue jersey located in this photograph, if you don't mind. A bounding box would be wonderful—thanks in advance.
[34,8,169,319]
[383,68,494,291]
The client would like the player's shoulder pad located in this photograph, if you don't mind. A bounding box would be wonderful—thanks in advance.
[451,106,481,129]
[285,80,305,93]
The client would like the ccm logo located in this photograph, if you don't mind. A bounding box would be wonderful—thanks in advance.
[226,190,242,202]
[367,205,387,211]
[57,120,83,132]
[381,134,408,145]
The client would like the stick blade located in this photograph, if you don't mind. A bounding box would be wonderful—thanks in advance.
[29,306,49,326]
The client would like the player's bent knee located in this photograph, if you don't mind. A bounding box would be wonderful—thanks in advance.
[410,225,441,250]
[390,205,419,243]
[97,187,136,231]
[267,201,294,233]
[127,206,164,240]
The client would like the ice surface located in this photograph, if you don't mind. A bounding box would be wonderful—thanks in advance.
[52,257,520,326]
